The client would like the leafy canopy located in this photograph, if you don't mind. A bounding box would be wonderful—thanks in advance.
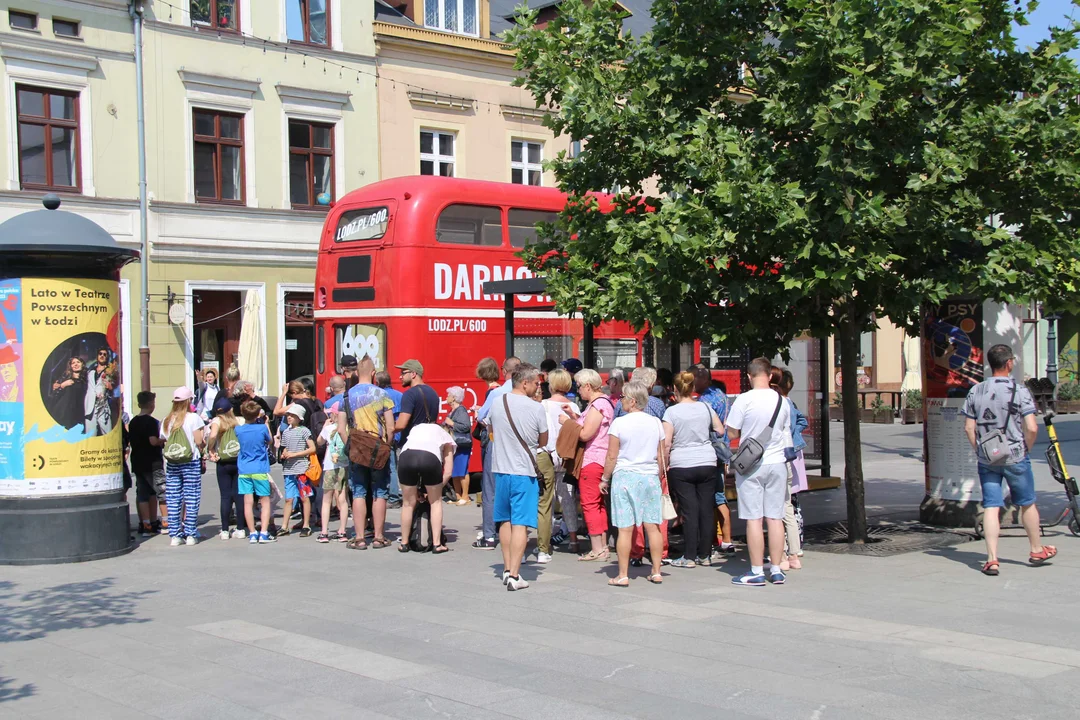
[508,0,1080,352]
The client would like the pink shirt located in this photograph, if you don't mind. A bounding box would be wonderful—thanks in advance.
[577,395,615,468]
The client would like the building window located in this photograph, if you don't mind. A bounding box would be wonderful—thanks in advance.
[435,205,502,246]
[423,0,478,35]
[190,0,237,31]
[511,140,543,186]
[193,109,244,203]
[289,120,334,209]
[53,18,81,37]
[16,85,80,192]
[420,130,455,177]
[9,10,36,30]
[286,0,329,45]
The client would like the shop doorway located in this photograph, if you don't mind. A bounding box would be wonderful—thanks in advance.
[284,291,315,384]
[192,290,242,385]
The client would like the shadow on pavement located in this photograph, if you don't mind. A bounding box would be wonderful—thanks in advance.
[0,671,34,704]
[0,578,155,643]
[924,544,1030,570]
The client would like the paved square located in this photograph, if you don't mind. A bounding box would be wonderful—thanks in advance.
[2,419,1079,719]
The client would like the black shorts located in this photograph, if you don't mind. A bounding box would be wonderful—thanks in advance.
[134,465,165,502]
[398,449,443,487]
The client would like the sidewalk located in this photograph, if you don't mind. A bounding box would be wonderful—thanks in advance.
[1,419,1078,719]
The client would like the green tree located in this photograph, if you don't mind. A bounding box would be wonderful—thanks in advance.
[508,0,1080,541]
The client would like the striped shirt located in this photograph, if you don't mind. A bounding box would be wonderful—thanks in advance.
[280,425,312,475]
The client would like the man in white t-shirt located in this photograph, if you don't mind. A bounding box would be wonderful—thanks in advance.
[488,363,548,591]
[725,358,791,587]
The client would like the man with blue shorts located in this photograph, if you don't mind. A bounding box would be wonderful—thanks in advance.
[488,363,548,591]
[962,343,1058,576]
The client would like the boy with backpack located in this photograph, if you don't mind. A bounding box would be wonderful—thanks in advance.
[236,400,276,543]
[278,404,316,537]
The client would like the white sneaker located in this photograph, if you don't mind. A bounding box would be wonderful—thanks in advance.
[502,570,511,585]
[232,529,246,539]
[536,552,553,564]
[169,537,183,547]
[219,530,230,540]
[506,575,530,591]
[476,530,484,541]
[185,536,198,546]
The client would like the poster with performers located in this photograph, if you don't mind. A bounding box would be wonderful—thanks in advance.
[0,278,123,497]
[922,298,984,503]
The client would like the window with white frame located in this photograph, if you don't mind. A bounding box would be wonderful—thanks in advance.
[420,130,455,177]
[511,140,542,186]
[424,0,478,35]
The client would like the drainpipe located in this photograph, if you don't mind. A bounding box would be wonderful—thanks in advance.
[130,0,151,391]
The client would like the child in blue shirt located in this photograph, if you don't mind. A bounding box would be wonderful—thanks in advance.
[236,400,276,544]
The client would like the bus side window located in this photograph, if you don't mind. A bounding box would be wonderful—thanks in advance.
[509,209,560,248]
[436,205,502,246]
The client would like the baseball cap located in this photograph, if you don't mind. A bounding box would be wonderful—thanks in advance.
[212,395,234,415]
[395,359,424,376]
[339,354,358,369]
[285,403,307,421]
[561,358,583,374]
[173,386,194,402]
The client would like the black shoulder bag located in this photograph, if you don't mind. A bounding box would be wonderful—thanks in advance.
[730,392,783,476]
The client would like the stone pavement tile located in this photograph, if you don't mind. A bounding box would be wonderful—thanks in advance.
[918,645,1069,679]
[616,598,725,622]
[479,689,640,720]
[191,619,431,681]
[156,691,267,720]
[368,688,515,720]
[426,626,547,663]
[262,694,378,720]
[394,669,530,707]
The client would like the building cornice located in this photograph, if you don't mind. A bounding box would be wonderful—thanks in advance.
[144,20,376,66]
[500,104,546,122]
[374,21,515,59]
[178,69,261,97]
[408,90,473,111]
[43,0,130,14]
[0,42,101,72]
[0,31,132,63]
[276,84,351,107]
[149,200,328,221]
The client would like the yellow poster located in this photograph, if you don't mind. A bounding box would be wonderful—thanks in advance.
[0,278,122,497]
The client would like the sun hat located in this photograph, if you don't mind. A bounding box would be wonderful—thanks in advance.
[285,403,307,422]
[173,386,194,402]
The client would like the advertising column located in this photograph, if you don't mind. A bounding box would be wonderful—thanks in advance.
[920,298,984,525]
[0,278,123,497]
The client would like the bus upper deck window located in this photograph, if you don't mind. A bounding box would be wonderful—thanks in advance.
[436,204,502,246]
[335,206,389,243]
[509,209,560,248]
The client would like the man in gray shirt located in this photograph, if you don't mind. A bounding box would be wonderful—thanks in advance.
[962,343,1057,575]
[488,363,548,591]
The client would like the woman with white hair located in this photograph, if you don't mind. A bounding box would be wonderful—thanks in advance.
[444,385,473,506]
[562,367,616,562]
[603,381,667,586]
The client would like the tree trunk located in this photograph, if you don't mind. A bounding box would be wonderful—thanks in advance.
[838,311,869,543]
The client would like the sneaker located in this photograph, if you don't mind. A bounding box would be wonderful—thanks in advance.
[158,521,169,535]
[299,527,313,538]
[697,556,712,567]
[502,570,511,585]
[169,537,183,547]
[316,533,330,544]
[185,536,198,546]
[731,572,766,587]
[668,557,696,569]
[291,509,302,520]
[139,522,153,537]
[770,569,786,585]
[536,552,553,564]
[258,532,276,544]
[473,538,497,550]
[551,532,566,546]
[660,557,673,566]
[275,527,291,538]
[219,530,231,540]
[249,533,260,545]
[232,529,246,539]
[476,530,484,541]
[506,575,530,591]
[630,558,643,567]
[718,543,737,555]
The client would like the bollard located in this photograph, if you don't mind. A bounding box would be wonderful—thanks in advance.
[0,194,139,564]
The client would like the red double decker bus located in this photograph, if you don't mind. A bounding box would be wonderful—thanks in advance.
[312,177,737,429]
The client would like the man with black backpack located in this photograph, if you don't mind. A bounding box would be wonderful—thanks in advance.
[725,358,791,587]
[962,343,1057,576]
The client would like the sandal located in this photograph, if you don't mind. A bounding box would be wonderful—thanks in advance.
[646,573,663,585]
[397,541,411,553]
[608,577,630,588]
[433,545,449,554]
[1030,546,1058,565]
[982,560,1000,576]
[346,538,367,550]
[371,537,391,549]
[577,550,609,562]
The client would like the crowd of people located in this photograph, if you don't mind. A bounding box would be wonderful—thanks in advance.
[123,354,813,590]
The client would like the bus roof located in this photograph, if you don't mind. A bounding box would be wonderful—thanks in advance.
[335,176,571,210]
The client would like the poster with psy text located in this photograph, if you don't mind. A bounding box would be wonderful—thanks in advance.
[0,278,123,497]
